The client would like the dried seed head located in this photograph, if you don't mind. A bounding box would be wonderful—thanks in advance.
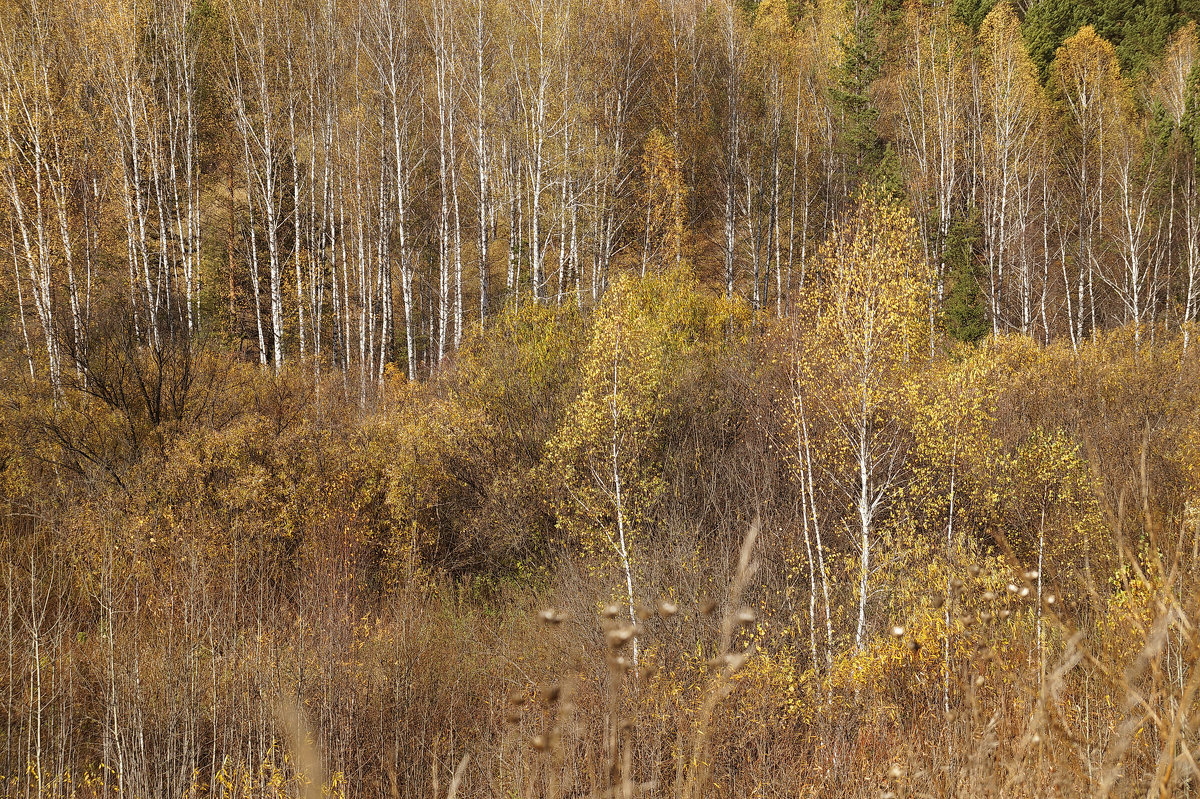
[980,610,993,623]
[606,653,629,673]
[1031,733,1042,745]
[974,675,985,687]
[890,625,905,638]
[907,638,921,654]
[981,591,996,602]
[639,662,659,683]
[657,600,679,618]
[1018,586,1031,598]
[931,593,946,609]
[1007,583,1019,594]
[606,625,636,650]
[888,764,904,780]
[539,683,561,704]
[968,565,981,578]
[700,598,718,615]
[504,709,522,724]
[508,689,527,706]
[601,604,621,619]
[950,578,965,591]
[531,735,548,752]
[1045,593,1057,606]
[539,608,566,625]
[735,607,756,626]
[618,718,634,732]
[1024,569,1039,581]
[998,609,1011,621]
[635,603,654,621]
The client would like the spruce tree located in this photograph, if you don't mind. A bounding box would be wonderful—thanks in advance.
[833,0,884,201]
[1022,0,1087,81]
[942,214,989,343]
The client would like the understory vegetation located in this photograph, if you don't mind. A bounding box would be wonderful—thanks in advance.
[4,260,1200,798]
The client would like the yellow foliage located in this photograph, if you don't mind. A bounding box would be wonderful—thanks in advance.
[546,270,744,565]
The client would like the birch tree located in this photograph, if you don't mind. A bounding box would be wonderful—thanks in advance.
[1160,24,1199,349]
[797,189,929,652]
[364,0,419,377]
[547,272,735,672]
[895,3,967,334]
[1053,26,1121,346]
[228,0,288,370]
[977,2,1042,335]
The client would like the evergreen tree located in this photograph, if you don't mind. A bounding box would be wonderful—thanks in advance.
[942,213,989,343]
[1023,0,1088,81]
[833,0,885,199]
[952,0,999,32]
[1102,0,1182,75]
[1024,0,1190,80]
[1182,58,1200,151]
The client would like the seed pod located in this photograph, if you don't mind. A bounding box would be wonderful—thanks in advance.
[907,639,921,654]
[950,578,965,591]
[931,593,946,609]
[601,604,620,619]
[539,683,561,704]
[1018,586,1030,598]
[981,591,996,602]
[508,689,527,706]
[890,625,905,638]
[635,603,653,621]
[657,600,679,618]
[980,610,993,623]
[735,607,756,626]
[968,565,981,578]
[531,735,548,752]
[700,598,718,615]
[539,608,566,625]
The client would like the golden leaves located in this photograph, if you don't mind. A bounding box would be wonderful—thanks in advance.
[639,129,687,271]
[796,188,931,419]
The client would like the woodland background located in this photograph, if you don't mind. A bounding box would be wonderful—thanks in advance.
[4,0,1200,795]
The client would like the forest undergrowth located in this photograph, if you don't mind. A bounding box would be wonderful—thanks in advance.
[3,263,1200,799]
